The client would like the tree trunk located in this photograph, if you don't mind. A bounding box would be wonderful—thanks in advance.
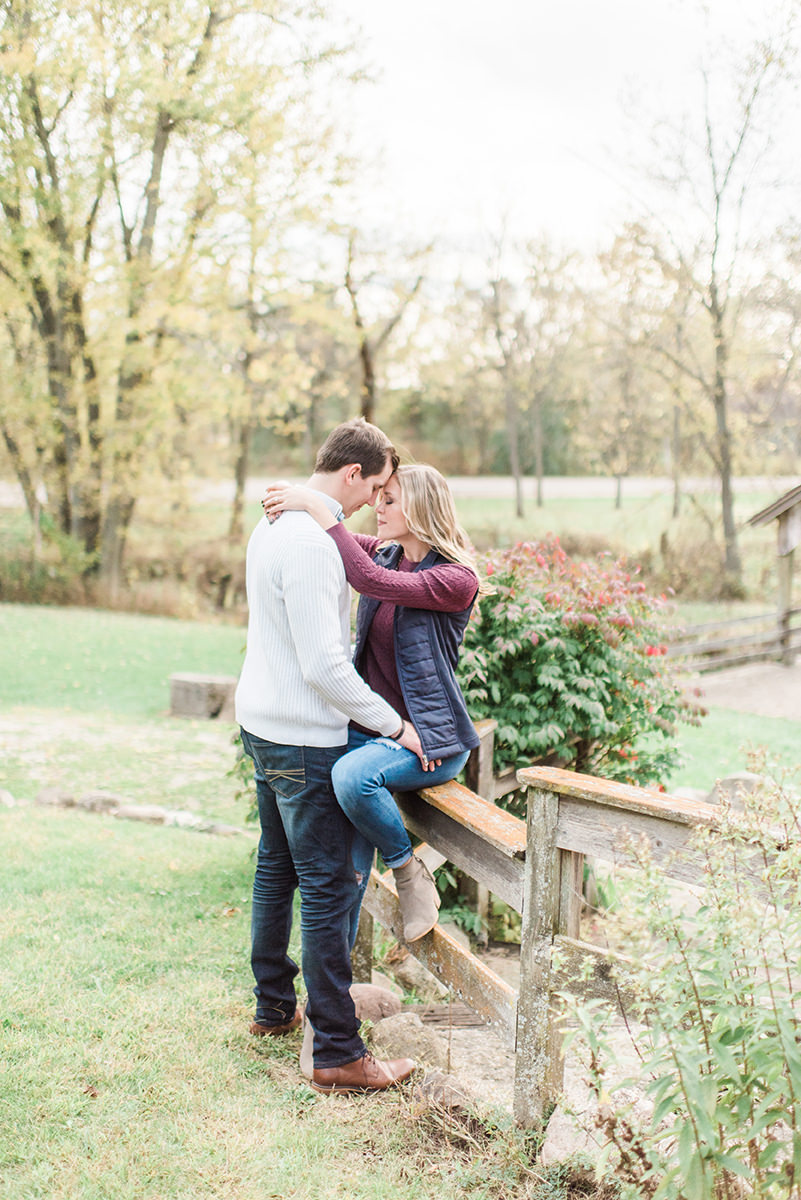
[671,322,684,521]
[70,286,104,558]
[96,105,173,592]
[229,418,252,543]
[671,403,681,519]
[302,386,321,471]
[99,330,144,594]
[98,492,136,601]
[359,335,376,424]
[711,306,741,584]
[506,387,524,518]
[2,426,40,526]
[533,390,544,508]
[25,167,103,557]
[27,249,103,563]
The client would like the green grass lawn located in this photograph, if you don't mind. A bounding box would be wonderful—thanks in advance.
[0,603,245,715]
[450,486,781,593]
[0,603,249,825]
[1,603,548,1200]
[0,706,248,827]
[666,708,801,793]
[3,806,528,1200]
[454,491,676,555]
[2,600,799,1196]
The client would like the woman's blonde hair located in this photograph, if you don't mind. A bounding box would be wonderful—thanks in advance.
[394,464,492,596]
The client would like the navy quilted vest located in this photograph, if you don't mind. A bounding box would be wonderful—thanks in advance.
[352,544,479,761]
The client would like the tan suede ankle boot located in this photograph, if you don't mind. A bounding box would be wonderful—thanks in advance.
[392,854,441,942]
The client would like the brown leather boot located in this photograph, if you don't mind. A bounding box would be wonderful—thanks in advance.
[393,854,440,941]
[249,1007,302,1037]
[300,985,402,1079]
[311,1051,416,1094]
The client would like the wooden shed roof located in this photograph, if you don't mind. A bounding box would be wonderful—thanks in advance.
[748,484,801,528]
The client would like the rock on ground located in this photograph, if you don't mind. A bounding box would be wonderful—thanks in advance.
[299,984,402,1079]
[370,1012,450,1072]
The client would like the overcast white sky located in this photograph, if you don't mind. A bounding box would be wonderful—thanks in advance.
[327,0,790,255]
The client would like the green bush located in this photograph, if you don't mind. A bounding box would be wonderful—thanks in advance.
[458,538,693,790]
[0,511,94,605]
[565,755,801,1198]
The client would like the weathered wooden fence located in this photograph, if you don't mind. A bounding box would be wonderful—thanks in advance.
[356,723,721,1126]
[668,607,801,672]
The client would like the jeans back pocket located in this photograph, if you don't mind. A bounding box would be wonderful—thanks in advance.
[242,731,307,799]
[265,764,306,799]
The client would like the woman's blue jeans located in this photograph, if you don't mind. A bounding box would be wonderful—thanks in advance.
[332,728,469,946]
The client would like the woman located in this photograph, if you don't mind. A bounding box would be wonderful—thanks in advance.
[263,463,486,944]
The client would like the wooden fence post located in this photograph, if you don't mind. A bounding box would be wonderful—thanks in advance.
[351,908,374,984]
[558,847,584,939]
[351,849,376,984]
[460,719,498,930]
[778,549,795,665]
[514,784,563,1126]
[464,719,497,799]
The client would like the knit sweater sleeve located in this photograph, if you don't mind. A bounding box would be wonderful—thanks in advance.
[327,523,478,611]
[351,532,383,556]
[281,534,401,734]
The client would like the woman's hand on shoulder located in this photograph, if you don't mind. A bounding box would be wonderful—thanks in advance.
[262,483,335,529]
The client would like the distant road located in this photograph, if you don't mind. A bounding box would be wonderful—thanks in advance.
[243,475,798,503]
[0,474,797,509]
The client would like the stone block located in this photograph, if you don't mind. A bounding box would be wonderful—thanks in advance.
[169,673,237,720]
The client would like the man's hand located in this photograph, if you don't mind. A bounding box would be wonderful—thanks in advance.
[396,721,441,772]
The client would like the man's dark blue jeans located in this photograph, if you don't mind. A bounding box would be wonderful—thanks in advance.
[240,728,365,1069]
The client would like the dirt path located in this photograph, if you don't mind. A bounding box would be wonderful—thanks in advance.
[243,474,796,503]
[687,659,801,721]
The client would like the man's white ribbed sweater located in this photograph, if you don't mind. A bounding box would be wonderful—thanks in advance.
[234,504,400,747]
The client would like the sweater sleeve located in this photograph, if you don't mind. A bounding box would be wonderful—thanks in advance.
[351,532,383,556]
[327,523,478,612]
[281,535,401,735]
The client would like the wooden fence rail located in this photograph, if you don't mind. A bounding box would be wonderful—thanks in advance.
[667,606,801,671]
[356,724,722,1126]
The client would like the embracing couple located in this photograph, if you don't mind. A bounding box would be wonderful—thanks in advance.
[234,418,486,1096]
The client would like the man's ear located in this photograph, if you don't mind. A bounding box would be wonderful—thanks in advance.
[343,464,362,485]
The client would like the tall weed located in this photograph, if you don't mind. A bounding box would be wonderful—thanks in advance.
[565,753,801,1198]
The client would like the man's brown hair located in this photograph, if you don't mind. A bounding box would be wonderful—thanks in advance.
[314,417,398,478]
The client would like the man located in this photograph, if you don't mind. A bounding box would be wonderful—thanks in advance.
[235,418,421,1094]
